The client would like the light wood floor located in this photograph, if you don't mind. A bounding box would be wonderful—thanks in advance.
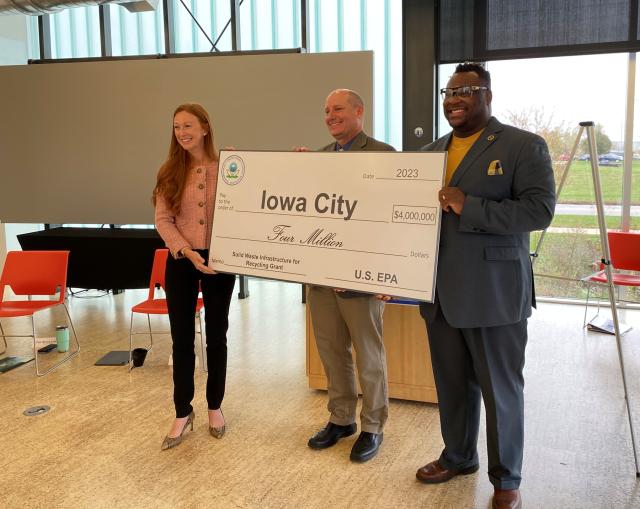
[1,279,639,509]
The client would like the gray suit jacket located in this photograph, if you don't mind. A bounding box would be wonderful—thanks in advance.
[319,130,396,154]
[319,130,396,299]
[419,117,556,328]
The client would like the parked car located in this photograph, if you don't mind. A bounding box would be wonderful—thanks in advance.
[558,154,569,161]
[600,153,623,162]
[633,153,640,159]
[578,154,590,161]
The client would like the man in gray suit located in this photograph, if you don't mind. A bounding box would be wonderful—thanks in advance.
[415,64,555,509]
[294,89,395,462]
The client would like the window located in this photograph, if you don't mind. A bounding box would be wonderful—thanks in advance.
[438,54,634,301]
[41,0,402,149]
[49,6,101,59]
[112,4,166,56]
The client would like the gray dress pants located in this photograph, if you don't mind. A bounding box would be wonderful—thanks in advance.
[425,304,528,490]
[308,287,388,434]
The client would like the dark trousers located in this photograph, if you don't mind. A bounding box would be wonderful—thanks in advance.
[425,304,528,490]
[165,250,236,418]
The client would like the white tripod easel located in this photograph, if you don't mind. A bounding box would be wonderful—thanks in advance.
[531,121,639,477]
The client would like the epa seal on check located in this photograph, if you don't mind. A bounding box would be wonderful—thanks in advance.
[221,155,245,185]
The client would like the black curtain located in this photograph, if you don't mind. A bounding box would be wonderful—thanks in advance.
[440,0,640,63]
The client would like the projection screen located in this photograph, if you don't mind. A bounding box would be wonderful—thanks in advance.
[0,51,374,224]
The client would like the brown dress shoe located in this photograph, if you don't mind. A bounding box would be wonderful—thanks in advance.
[416,459,480,484]
[492,488,522,509]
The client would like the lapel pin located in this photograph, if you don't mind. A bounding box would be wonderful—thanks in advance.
[487,135,495,141]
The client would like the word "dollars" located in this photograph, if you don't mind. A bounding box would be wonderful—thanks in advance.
[261,190,358,221]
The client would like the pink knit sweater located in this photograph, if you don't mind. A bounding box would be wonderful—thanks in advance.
[155,161,219,258]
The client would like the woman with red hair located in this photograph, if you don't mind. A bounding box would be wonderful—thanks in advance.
[153,103,236,450]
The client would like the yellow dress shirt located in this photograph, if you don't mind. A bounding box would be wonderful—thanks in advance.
[445,129,485,186]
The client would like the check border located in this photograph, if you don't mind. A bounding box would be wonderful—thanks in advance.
[209,149,447,302]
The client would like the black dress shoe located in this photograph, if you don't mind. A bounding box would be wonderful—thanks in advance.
[308,422,357,449]
[350,432,383,462]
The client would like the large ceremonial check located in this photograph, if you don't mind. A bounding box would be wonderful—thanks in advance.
[208,150,446,302]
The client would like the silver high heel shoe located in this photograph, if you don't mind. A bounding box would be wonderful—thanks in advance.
[209,409,226,439]
[161,411,195,450]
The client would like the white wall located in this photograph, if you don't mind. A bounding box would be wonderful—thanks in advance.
[0,222,43,301]
[0,222,43,274]
[0,14,29,274]
[5,223,44,249]
[0,14,28,66]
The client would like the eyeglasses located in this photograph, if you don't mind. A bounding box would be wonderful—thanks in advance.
[440,86,489,101]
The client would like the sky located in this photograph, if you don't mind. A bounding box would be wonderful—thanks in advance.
[439,52,635,144]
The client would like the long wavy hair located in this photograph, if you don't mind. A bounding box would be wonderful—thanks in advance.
[152,103,219,215]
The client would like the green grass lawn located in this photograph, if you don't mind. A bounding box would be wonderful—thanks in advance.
[556,161,640,204]
[530,230,640,302]
[550,214,640,230]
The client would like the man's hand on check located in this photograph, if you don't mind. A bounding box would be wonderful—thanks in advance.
[439,186,466,215]
[333,290,396,301]
[292,146,310,152]
[375,295,398,302]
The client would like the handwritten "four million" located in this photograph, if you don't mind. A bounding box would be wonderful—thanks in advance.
[260,190,358,221]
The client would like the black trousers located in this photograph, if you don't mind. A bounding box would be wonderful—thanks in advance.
[165,249,236,418]
[425,304,528,490]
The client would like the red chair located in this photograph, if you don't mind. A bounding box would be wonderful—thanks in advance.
[129,249,206,372]
[0,251,80,376]
[583,232,640,326]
